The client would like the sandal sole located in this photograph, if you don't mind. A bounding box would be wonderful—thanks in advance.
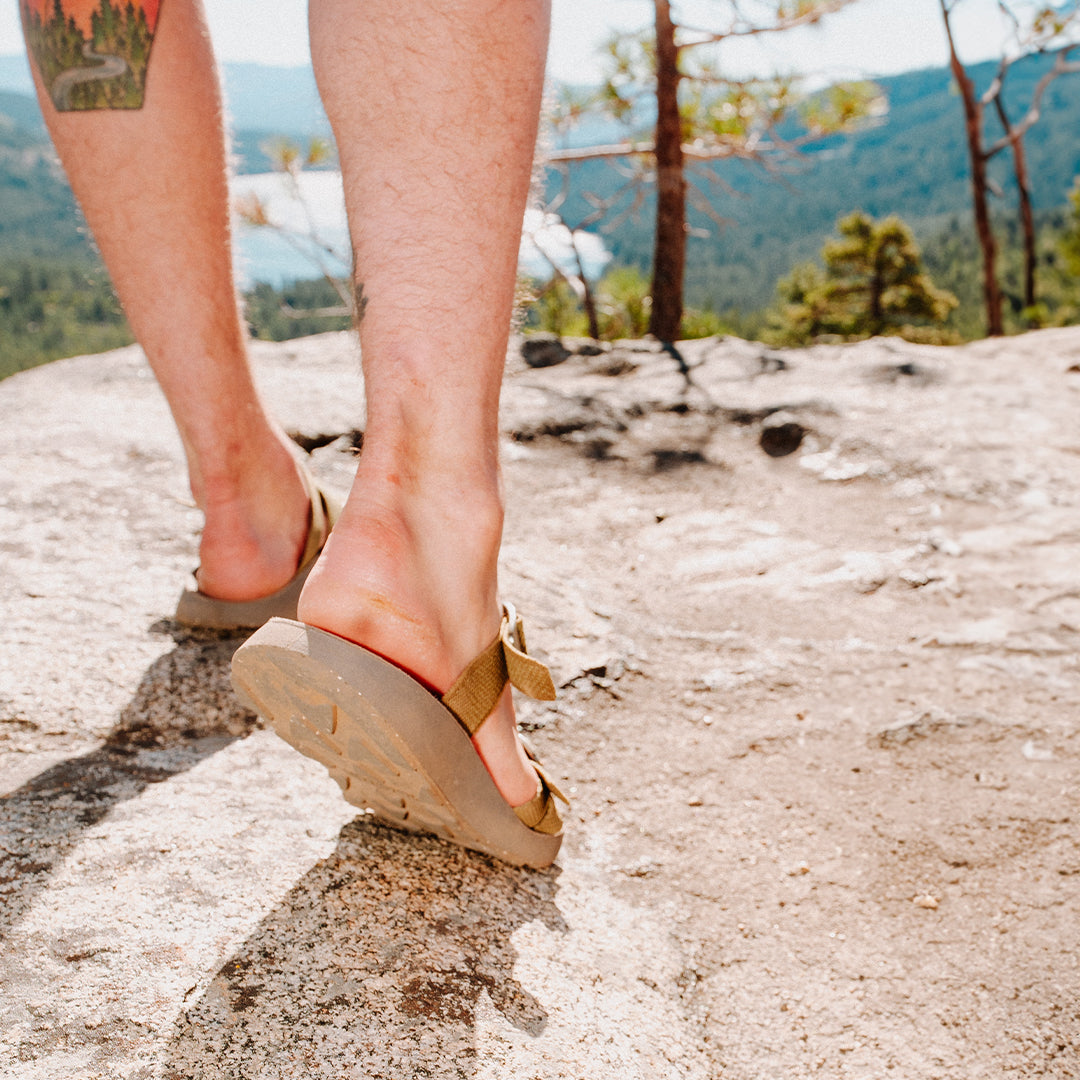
[231,617,563,869]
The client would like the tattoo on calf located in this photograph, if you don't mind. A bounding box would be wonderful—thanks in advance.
[20,0,161,112]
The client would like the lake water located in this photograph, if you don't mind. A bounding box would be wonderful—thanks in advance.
[231,171,611,288]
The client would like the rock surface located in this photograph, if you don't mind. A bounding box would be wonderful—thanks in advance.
[3,328,1080,1077]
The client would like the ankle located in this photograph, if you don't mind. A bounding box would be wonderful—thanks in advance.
[186,425,301,511]
[353,422,505,535]
[362,386,503,485]
[299,476,505,683]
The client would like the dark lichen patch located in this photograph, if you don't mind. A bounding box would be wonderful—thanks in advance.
[399,969,490,1024]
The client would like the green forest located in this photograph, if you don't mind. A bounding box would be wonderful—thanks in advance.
[4,47,1080,379]
[542,51,1080,340]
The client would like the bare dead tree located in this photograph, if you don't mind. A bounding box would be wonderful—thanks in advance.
[235,137,353,317]
[939,0,1080,333]
[529,148,651,339]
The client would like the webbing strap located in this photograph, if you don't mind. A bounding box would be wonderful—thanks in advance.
[296,472,332,571]
[513,762,567,834]
[440,605,556,735]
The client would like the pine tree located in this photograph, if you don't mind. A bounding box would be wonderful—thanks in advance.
[772,212,957,342]
[1060,179,1080,276]
[939,0,1080,335]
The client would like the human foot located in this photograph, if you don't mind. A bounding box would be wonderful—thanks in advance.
[175,470,339,630]
[191,437,313,604]
[231,611,564,867]
[297,466,545,810]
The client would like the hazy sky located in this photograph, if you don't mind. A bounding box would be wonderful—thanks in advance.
[0,0,1033,83]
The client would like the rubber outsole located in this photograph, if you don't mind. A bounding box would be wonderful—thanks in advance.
[230,618,563,869]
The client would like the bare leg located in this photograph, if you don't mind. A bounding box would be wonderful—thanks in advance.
[21,0,310,602]
[301,0,551,806]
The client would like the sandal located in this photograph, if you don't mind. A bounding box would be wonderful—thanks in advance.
[174,469,341,630]
[230,604,568,868]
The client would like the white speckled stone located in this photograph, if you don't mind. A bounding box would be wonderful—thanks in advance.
[0,340,706,1080]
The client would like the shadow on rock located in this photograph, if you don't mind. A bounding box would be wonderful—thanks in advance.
[0,625,257,940]
[163,817,567,1080]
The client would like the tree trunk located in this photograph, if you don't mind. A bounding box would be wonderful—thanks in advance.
[995,96,1037,311]
[648,0,686,342]
[942,4,1003,336]
[869,239,885,335]
[580,277,601,341]
[1014,134,1037,312]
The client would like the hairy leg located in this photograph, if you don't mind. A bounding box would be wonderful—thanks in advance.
[301,0,551,806]
[21,0,310,601]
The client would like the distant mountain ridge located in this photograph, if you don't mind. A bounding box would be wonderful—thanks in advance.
[0,59,331,260]
[0,55,329,142]
[3,51,1080,318]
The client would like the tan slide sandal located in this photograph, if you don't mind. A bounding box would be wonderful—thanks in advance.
[230,605,568,868]
[174,469,341,631]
